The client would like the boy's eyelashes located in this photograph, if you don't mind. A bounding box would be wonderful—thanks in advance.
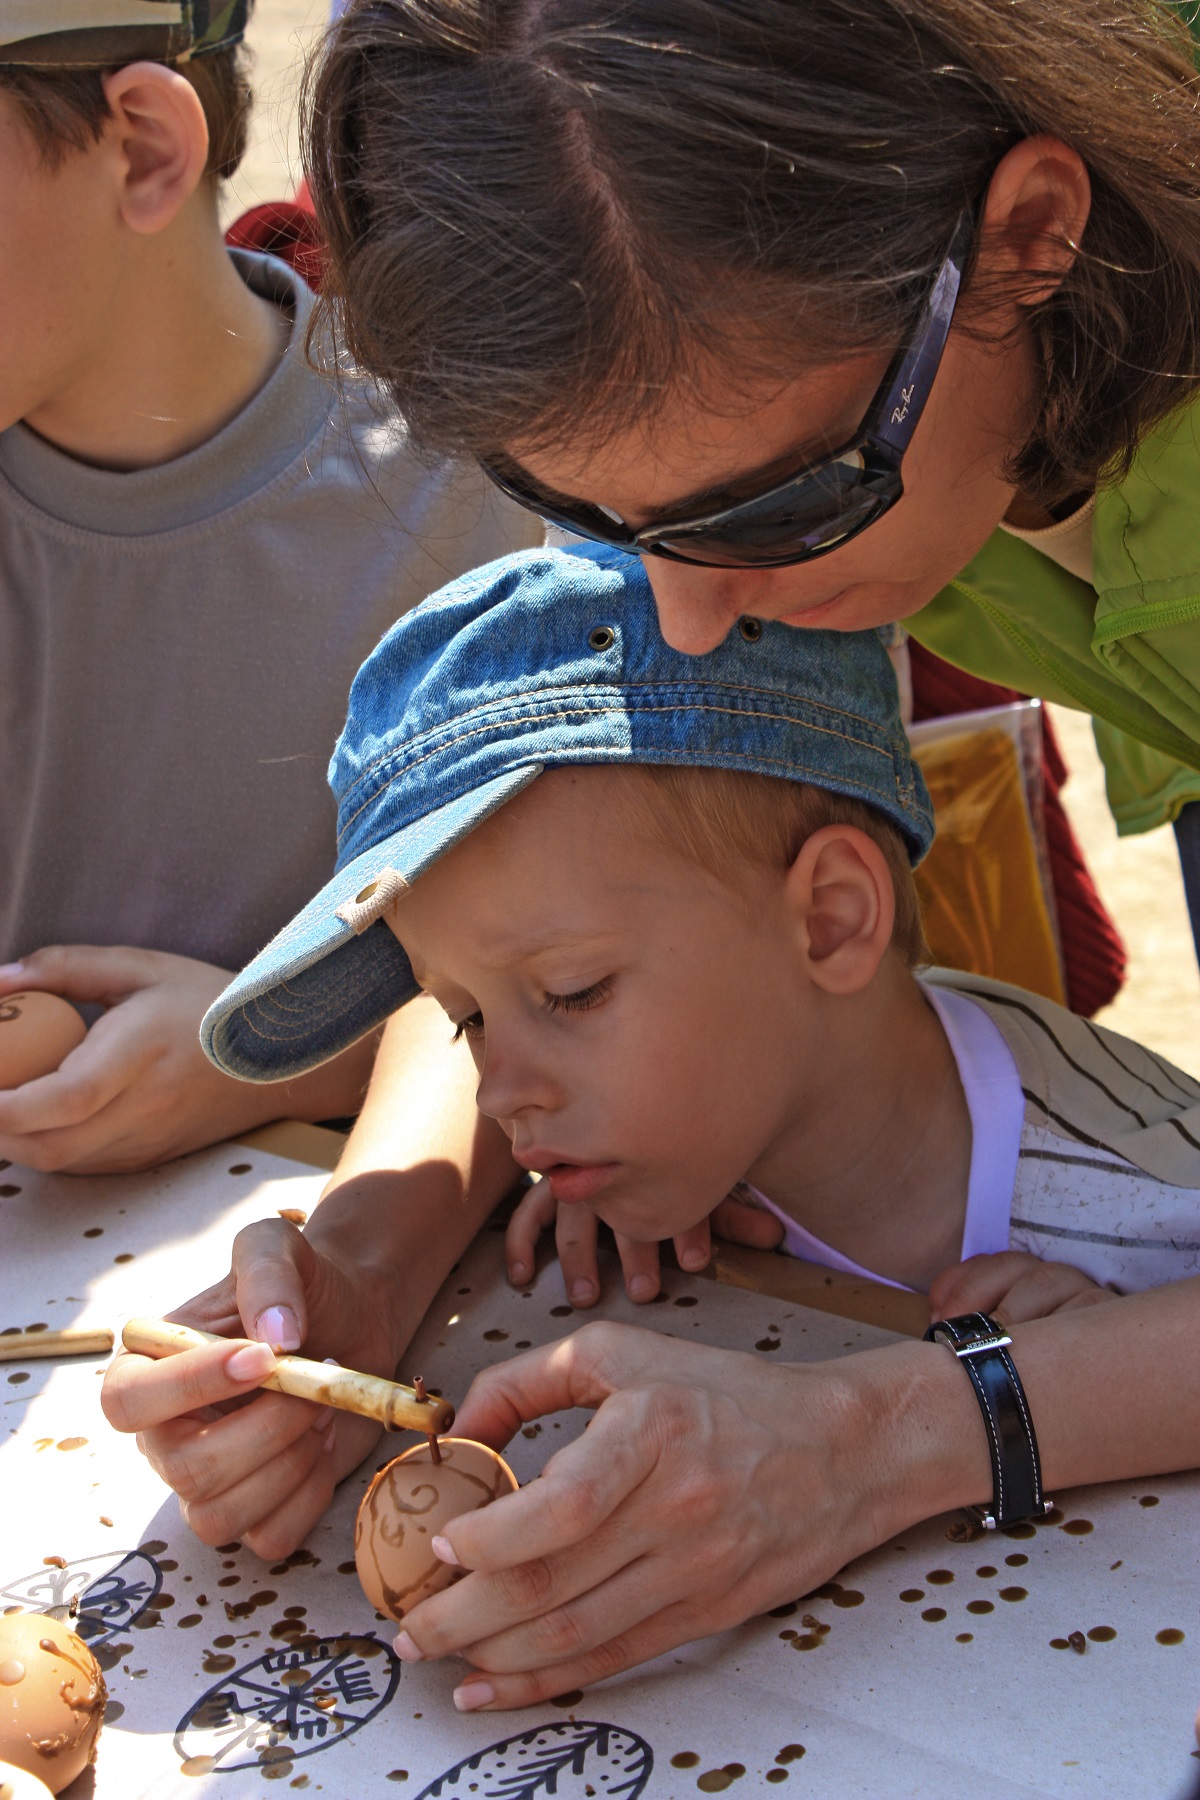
[448,974,616,1043]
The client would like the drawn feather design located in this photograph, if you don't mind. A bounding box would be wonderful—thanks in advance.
[414,1719,653,1800]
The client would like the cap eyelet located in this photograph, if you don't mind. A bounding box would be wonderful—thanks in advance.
[588,625,616,652]
[738,616,764,643]
[354,879,380,904]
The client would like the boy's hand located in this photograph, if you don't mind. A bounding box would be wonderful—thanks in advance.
[0,946,374,1174]
[504,1178,784,1306]
[101,1216,405,1558]
[929,1250,1116,1324]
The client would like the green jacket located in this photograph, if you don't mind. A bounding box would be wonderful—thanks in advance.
[908,395,1200,834]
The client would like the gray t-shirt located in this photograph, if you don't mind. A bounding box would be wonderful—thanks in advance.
[0,252,540,972]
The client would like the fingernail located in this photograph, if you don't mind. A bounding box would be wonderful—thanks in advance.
[453,1679,495,1712]
[680,1248,708,1271]
[393,1630,423,1662]
[0,962,22,979]
[570,1280,597,1306]
[254,1306,301,1352]
[509,1261,529,1284]
[323,1424,337,1454]
[431,1535,459,1566]
[226,1341,276,1383]
[310,1406,334,1433]
[628,1275,656,1301]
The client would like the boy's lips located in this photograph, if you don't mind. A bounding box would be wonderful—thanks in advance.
[516,1152,620,1205]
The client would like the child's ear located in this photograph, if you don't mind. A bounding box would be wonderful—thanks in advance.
[785,825,895,995]
[103,62,210,236]
[977,136,1092,308]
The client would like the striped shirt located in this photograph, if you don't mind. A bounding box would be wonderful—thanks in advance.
[747,969,1200,1293]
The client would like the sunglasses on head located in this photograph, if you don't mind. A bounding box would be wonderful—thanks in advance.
[482,211,974,570]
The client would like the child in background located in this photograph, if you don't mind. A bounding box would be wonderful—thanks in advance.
[108,547,1200,1709]
[0,0,538,1174]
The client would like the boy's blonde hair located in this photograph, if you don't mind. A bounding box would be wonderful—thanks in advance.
[613,764,927,968]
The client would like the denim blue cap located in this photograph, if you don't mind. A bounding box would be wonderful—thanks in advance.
[202,545,933,1081]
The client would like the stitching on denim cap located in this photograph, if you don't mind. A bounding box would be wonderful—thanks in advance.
[334,676,894,813]
[337,701,908,846]
[339,742,918,857]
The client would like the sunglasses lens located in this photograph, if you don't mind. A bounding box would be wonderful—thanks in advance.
[655,459,894,568]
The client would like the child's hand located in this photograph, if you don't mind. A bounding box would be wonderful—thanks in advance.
[0,945,375,1174]
[101,1215,407,1559]
[504,1178,784,1306]
[929,1250,1116,1325]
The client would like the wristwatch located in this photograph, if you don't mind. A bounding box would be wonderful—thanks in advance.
[924,1311,1053,1531]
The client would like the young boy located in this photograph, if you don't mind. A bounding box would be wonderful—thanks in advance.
[112,544,1200,1708]
[203,544,1200,1303]
[0,0,538,1174]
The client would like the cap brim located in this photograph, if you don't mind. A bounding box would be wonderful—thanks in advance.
[203,765,541,1082]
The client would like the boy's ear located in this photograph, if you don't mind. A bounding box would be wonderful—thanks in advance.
[977,135,1092,308]
[102,62,210,235]
[785,824,895,995]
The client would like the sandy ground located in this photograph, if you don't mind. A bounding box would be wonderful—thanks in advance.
[230,3,1200,1077]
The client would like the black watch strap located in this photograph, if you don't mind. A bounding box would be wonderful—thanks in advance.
[924,1310,1051,1530]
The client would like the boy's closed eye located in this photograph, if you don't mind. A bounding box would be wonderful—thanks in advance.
[448,975,616,1043]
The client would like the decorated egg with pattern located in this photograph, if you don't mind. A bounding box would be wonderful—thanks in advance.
[355,1437,519,1621]
[0,1614,105,1795]
[0,995,86,1090]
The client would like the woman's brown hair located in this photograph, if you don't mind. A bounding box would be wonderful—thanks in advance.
[305,0,1200,507]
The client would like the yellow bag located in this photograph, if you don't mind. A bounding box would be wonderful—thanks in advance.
[909,703,1066,1005]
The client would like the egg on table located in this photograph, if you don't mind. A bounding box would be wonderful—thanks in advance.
[356,1437,519,1622]
[0,1760,53,1798]
[0,995,86,1090]
[0,1614,105,1795]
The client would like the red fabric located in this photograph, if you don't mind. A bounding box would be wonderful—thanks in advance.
[224,200,325,291]
[908,640,1127,1018]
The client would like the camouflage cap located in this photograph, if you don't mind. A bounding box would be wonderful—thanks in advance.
[0,1,248,66]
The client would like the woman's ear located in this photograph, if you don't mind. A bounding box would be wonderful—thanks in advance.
[977,135,1092,308]
[103,61,210,236]
[785,824,896,995]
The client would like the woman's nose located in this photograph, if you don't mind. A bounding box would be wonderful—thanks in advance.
[643,558,754,654]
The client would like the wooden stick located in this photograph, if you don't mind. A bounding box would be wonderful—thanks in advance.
[121,1318,455,1436]
[0,1327,114,1362]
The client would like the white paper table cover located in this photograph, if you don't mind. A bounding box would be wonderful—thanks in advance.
[1,1142,1198,1799]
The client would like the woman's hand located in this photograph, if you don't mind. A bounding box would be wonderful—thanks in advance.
[0,945,375,1174]
[505,1180,785,1306]
[929,1251,1116,1325]
[389,1319,987,1709]
[101,1217,405,1558]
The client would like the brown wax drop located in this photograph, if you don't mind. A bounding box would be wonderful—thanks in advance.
[387,1774,410,1784]
[765,1773,788,1786]
[975,1566,997,1579]
[921,1608,946,1623]
[1087,1626,1116,1642]
[767,1602,798,1619]
[82,1229,103,1240]
[6,1375,28,1386]
[1068,1631,1087,1654]
[549,1305,573,1317]
[925,1570,954,1585]
[55,1439,86,1452]
[201,1653,234,1674]
[1004,1553,1028,1567]
[956,1632,974,1644]
[1042,1505,1065,1525]
[550,1690,584,1708]
[113,1254,134,1265]
[1157,1628,1185,1646]
[775,1747,806,1764]
[673,1296,698,1308]
[696,1773,734,1793]
[998,1587,1028,1603]
[1050,1638,1071,1651]
[899,1590,924,1603]
[176,1617,202,1630]
[228,1164,252,1176]
[482,1330,509,1343]
[755,1337,781,1353]
[966,1600,994,1615]
[791,1634,823,1651]
[1062,1519,1094,1536]
[831,1589,864,1607]
[1138,1495,1160,1508]
[671,1753,701,1769]
[1001,1522,1036,1540]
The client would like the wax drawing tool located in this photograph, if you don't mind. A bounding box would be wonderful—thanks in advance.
[121,1317,454,1436]
[0,1327,114,1362]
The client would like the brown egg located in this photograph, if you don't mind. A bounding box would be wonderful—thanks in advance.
[0,1615,105,1795]
[0,1760,54,1798]
[356,1437,519,1622]
[0,996,86,1090]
